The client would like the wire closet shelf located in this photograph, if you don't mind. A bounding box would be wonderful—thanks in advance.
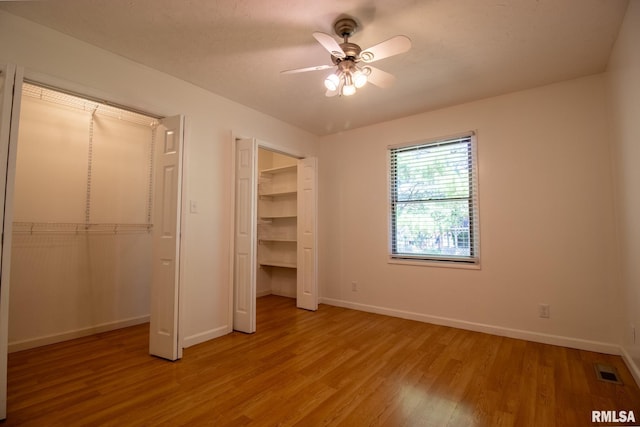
[12,222,153,235]
[14,82,161,237]
[21,82,161,127]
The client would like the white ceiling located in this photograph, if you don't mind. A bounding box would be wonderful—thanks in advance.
[0,0,629,135]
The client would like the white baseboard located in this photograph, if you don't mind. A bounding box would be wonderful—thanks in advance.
[620,346,640,388]
[319,297,620,355]
[182,325,230,349]
[257,291,296,299]
[8,315,150,353]
[272,290,296,299]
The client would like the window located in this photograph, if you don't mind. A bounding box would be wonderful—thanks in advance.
[389,132,479,264]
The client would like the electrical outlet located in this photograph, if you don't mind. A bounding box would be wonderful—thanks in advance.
[351,281,358,292]
[539,304,550,319]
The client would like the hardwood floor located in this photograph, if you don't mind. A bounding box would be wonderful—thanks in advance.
[4,295,640,426]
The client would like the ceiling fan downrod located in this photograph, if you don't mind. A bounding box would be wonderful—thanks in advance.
[332,17,361,60]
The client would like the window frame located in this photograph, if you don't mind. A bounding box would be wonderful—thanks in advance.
[388,131,480,267]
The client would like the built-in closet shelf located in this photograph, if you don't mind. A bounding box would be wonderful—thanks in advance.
[259,214,297,220]
[259,190,297,197]
[260,165,297,175]
[259,261,297,269]
[258,159,298,276]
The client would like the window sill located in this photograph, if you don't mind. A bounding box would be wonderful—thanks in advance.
[388,257,481,270]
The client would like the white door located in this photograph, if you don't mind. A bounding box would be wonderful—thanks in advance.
[0,64,23,420]
[149,115,184,361]
[233,138,257,333]
[297,157,318,311]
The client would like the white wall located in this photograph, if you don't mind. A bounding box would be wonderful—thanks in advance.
[10,233,152,351]
[0,10,318,348]
[318,74,618,352]
[606,0,640,379]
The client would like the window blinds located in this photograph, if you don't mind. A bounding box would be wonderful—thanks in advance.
[389,132,479,263]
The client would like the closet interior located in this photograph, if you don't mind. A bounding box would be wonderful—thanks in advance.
[8,83,158,352]
[257,148,298,299]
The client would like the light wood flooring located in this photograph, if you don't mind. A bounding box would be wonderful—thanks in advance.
[4,295,640,426]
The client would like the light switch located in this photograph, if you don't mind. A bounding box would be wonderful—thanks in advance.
[190,200,198,214]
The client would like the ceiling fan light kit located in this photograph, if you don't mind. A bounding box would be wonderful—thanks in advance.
[323,60,370,96]
[281,16,412,98]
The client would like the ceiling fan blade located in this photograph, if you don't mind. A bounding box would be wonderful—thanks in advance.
[281,64,333,74]
[312,32,346,58]
[365,66,396,88]
[360,35,411,63]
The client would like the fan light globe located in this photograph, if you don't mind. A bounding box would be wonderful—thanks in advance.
[353,70,368,88]
[342,84,356,96]
[324,74,340,91]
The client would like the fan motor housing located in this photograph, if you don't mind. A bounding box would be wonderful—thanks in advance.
[339,42,361,59]
[333,17,358,38]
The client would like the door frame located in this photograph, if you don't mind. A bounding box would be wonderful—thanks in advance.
[229,133,312,332]
[0,63,23,421]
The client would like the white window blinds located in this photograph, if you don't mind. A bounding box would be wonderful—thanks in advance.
[389,132,479,264]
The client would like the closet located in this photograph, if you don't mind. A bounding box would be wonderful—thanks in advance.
[233,140,317,333]
[8,83,159,352]
[257,149,298,298]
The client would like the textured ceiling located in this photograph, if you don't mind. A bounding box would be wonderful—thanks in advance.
[0,0,629,135]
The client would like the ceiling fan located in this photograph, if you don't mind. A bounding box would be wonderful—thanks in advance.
[281,16,412,97]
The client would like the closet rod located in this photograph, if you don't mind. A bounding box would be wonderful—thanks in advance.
[12,222,153,235]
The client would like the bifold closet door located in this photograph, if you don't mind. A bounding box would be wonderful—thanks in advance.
[0,64,23,420]
[149,115,184,361]
[233,138,257,334]
[296,157,318,311]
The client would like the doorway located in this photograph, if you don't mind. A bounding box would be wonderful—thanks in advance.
[4,81,183,359]
[9,82,156,356]
[0,68,185,421]
[232,138,317,333]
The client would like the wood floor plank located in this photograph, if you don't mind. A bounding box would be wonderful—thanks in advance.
[4,295,640,426]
